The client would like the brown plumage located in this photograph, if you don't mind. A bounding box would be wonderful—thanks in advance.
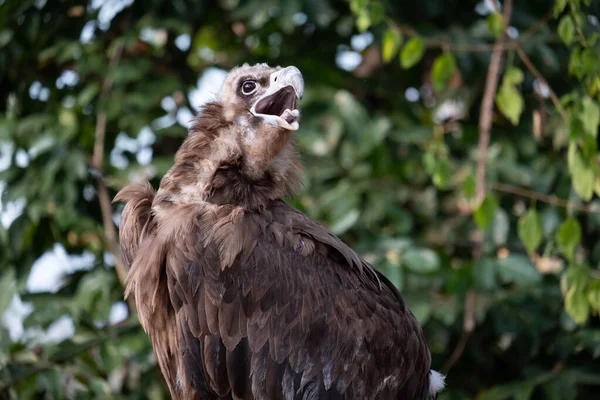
[114,63,444,399]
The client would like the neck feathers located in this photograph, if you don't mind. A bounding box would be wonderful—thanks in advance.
[158,102,302,210]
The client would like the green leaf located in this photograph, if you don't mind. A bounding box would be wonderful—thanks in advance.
[566,288,590,325]
[329,209,360,235]
[382,28,403,63]
[497,255,542,286]
[511,382,536,400]
[423,151,436,174]
[569,115,590,143]
[487,12,505,37]
[400,36,425,69]
[356,8,371,32]
[58,108,78,134]
[474,258,498,290]
[0,30,14,48]
[587,280,600,314]
[504,67,524,85]
[568,141,577,170]
[569,47,584,79]
[349,0,368,14]
[568,147,595,201]
[475,195,498,230]
[493,209,510,246]
[594,177,600,198]
[75,269,116,318]
[581,47,600,79]
[564,264,591,292]
[518,208,543,254]
[513,383,536,400]
[558,15,575,45]
[557,218,582,261]
[430,53,456,91]
[383,260,403,290]
[581,97,600,137]
[541,208,561,237]
[496,84,524,125]
[368,2,384,25]
[590,32,600,46]
[403,248,440,273]
[463,172,476,199]
[480,381,535,400]
[0,268,17,316]
[576,328,600,358]
[554,0,568,17]
[432,159,451,189]
[78,83,100,106]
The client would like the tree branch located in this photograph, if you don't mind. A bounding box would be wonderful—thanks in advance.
[442,288,476,373]
[424,7,553,53]
[444,0,514,374]
[425,40,517,53]
[515,44,568,121]
[92,44,128,288]
[490,182,600,213]
[476,4,513,204]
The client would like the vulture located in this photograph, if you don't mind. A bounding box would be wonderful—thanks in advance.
[114,63,444,400]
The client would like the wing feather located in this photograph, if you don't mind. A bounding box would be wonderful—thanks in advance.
[162,200,431,399]
[113,181,155,267]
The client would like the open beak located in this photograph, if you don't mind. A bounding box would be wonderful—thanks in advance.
[250,66,304,131]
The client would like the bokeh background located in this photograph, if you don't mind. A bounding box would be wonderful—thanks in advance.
[2,0,600,398]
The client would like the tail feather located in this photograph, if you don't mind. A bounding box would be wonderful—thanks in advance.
[429,370,445,399]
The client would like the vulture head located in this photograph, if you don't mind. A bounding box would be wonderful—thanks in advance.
[219,63,304,131]
[160,64,305,209]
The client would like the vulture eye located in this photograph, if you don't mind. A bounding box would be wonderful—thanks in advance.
[241,81,257,95]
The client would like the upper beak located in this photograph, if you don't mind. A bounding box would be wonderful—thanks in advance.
[274,66,304,99]
[257,66,304,101]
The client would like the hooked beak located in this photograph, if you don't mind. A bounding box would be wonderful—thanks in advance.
[250,66,304,131]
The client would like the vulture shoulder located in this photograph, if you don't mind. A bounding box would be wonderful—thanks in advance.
[120,196,433,400]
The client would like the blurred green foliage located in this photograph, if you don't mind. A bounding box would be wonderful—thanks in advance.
[1,0,600,398]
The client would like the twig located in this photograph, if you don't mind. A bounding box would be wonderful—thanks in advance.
[442,288,477,373]
[570,7,589,47]
[425,8,553,53]
[444,0,514,374]
[520,8,554,41]
[425,40,517,53]
[492,1,567,121]
[442,324,472,374]
[490,182,600,213]
[515,44,568,121]
[446,286,476,370]
[92,44,129,288]
[476,5,513,203]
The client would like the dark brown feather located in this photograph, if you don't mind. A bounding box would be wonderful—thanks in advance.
[113,181,155,267]
[115,64,436,400]
[120,193,432,399]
